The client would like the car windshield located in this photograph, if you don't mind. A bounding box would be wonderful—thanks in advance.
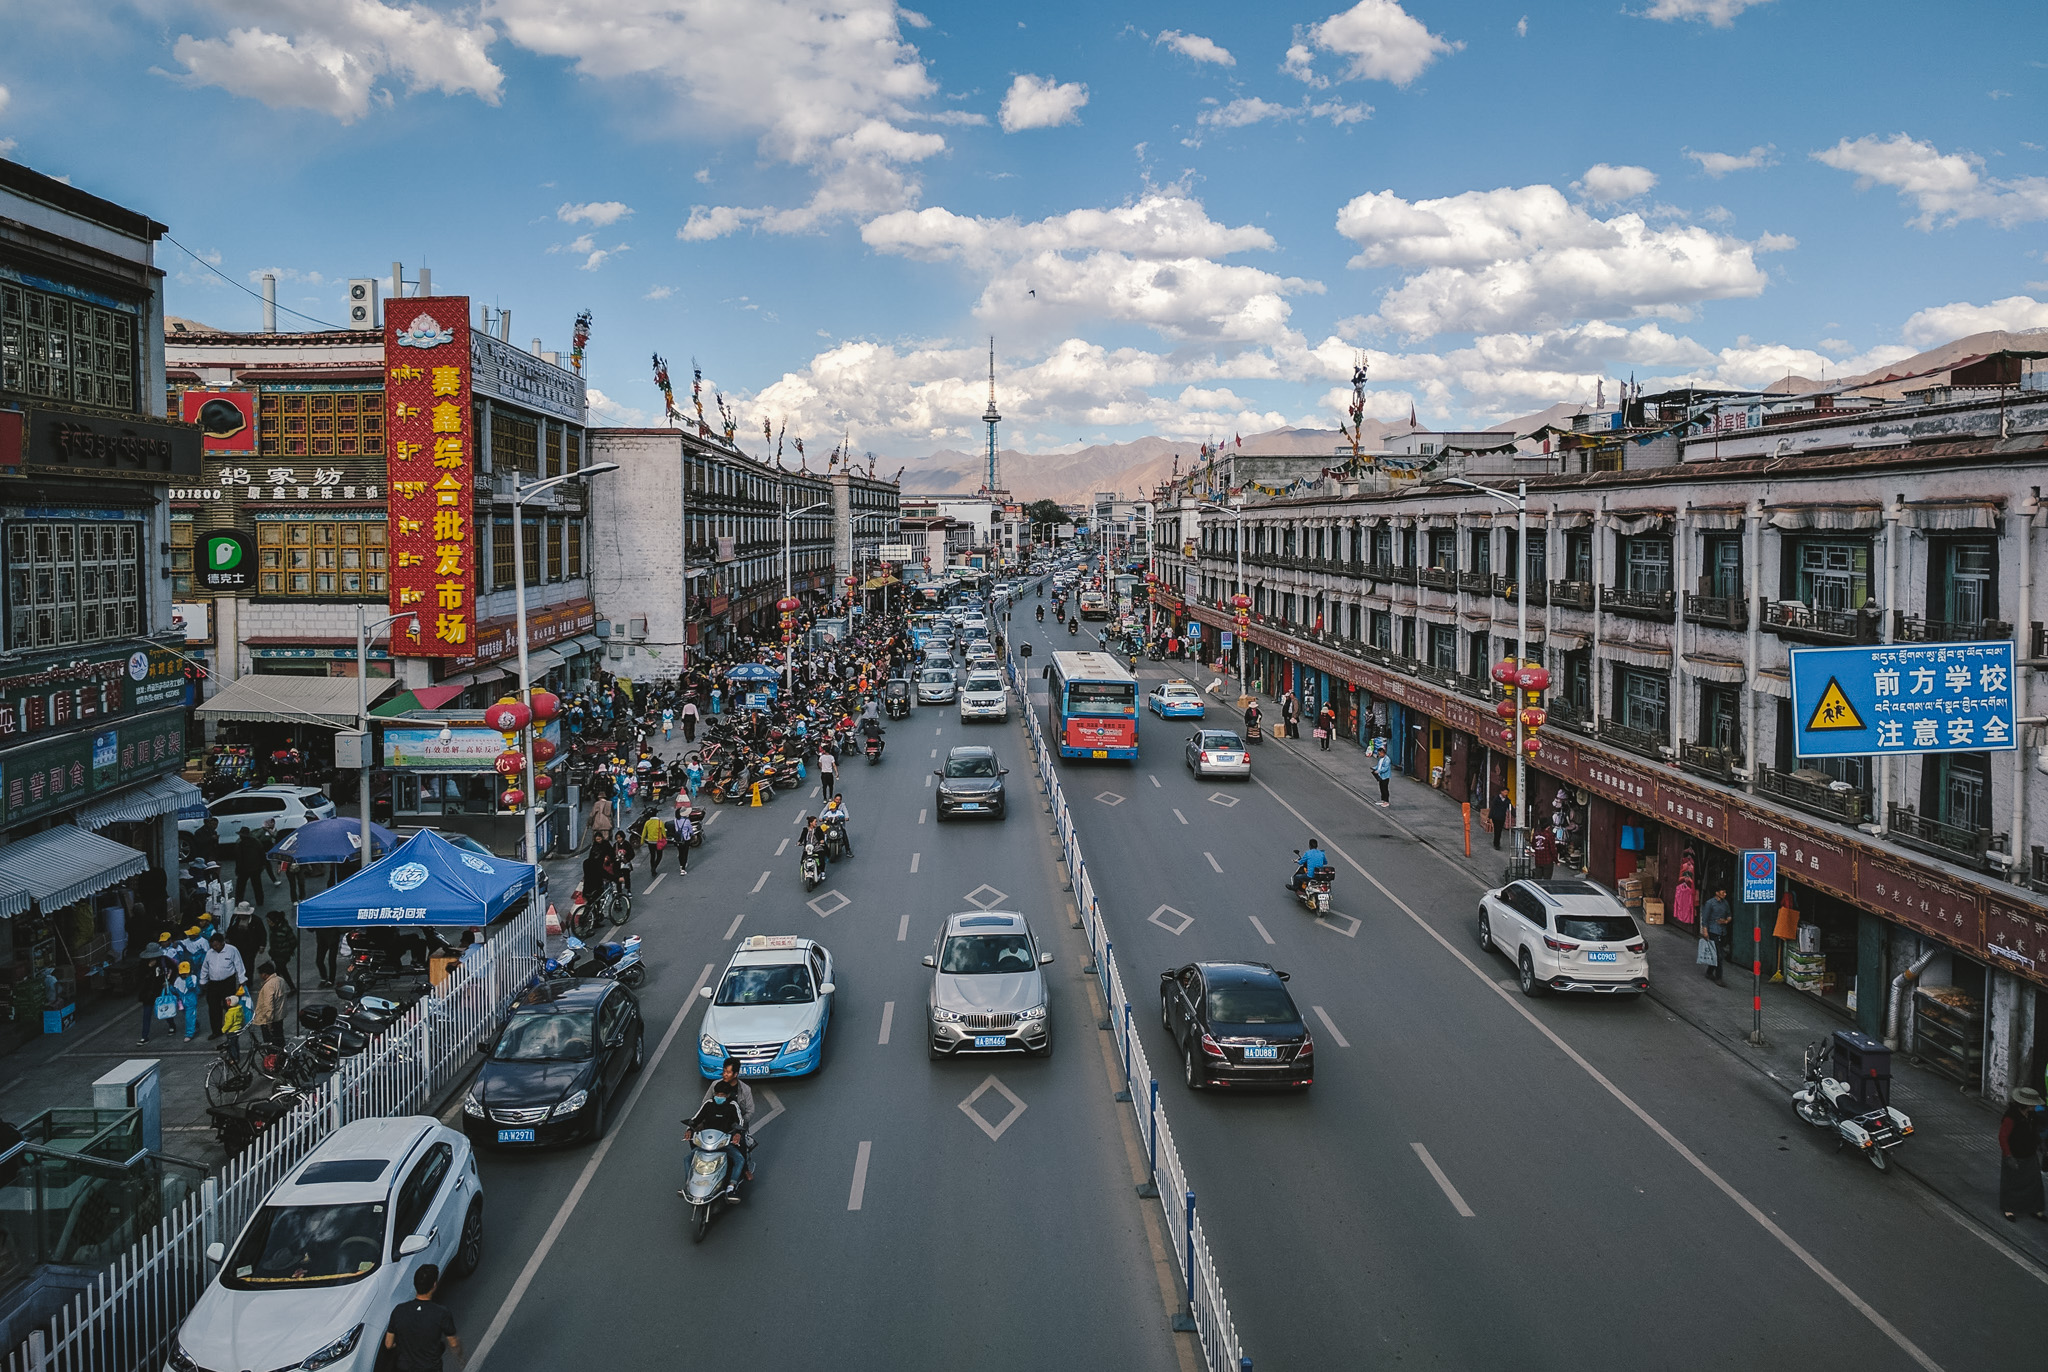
[1555,912,1640,942]
[717,963,815,1005]
[940,933,1035,974]
[944,754,997,778]
[1206,984,1298,1026]
[921,670,953,684]
[493,1009,594,1061]
[1201,733,1245,749]
[966,675,1003,691]
[220,1202,387,1290]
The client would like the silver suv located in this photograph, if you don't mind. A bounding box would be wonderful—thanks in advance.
[924,911,1053,1058]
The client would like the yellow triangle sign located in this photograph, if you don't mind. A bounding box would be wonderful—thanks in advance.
[1805,676,1865,732]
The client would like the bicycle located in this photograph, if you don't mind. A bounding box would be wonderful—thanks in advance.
[204,1031,260,1107]
[601,880,635,927]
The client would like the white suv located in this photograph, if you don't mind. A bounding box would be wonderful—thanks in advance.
[958,671,1009,722]
[1477,878,1649,997]
[180,785,336,844]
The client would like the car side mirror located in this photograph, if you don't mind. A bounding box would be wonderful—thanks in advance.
[398,1233,431,1257]
[998,768,1009,776]
[922,954,936,968]
[698,986,713,999]
[205,1241,225,1264]
[1277,970,1291,981]
[933,770,943,777]
[1039,952,1055,965]
[819,982,836,995]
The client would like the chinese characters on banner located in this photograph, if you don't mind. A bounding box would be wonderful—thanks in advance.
[383,298,474,655]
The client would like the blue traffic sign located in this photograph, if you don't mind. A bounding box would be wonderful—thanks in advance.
[1741,849,1777,906]
[1789,641,2016,759]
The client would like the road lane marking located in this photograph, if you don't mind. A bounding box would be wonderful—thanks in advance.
[925,773,933,787]
[935,726,942,735]
[931,748,939,758]
[724,909,747,939]
[793,813,805,826]
[1251,774,1946,1372]
[958,1075,1028,1141]
[753,1088,786,1134]
[1203,851,1223,874]
[645,873,665,894]
[910,852,921,873]
[847,1141,872,1210]
[776,838,789,855]
[467,960,716,1372]
[1311,1005,1350,1048]
[1150,904,1194,935]
[810,786,820,799]
[705,811,719,825]
[1149,774,1161,788]
[1249,916,1274,945]
[751,870,770,894]
[879,1001,894,1044]
[919,808,927,824]
[1411,1143,1474,1218]
[1173,808,1188,825]
[897,914,910,941]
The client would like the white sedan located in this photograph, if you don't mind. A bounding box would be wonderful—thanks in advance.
[169,1117,482,1372]
[1184,729,1251,779]
[1477,878,1650,997]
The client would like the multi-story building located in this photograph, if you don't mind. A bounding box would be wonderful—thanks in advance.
[1161,369,2048,1102]
[0,157,199,1040]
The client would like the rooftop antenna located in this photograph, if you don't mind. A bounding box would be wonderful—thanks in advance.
[981,336,1002,494]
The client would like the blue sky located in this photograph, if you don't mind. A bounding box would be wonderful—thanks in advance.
[3,0,2044,458]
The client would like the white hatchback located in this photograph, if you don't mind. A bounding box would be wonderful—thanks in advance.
[1477,878,1649,997]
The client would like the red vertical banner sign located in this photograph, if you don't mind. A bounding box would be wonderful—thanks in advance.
[383,298,474,655]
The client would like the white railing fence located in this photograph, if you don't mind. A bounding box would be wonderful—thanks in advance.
[7,901,544,1372]
[1011,661,1250,1372]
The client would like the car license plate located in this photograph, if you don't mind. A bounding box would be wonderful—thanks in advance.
[1243,1046,1278,1060]
[1092,749,1107,758]
[740,1063,773,1077]
[958,802,982,811]
[973,1034,1007,1048]
[496,1128,535,1143]
[1587,950,1618,962]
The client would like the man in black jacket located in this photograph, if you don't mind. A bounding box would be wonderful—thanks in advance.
[233,827,267,906]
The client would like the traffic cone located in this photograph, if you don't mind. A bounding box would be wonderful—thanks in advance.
[751,782,764,806]
[545,903,561,935]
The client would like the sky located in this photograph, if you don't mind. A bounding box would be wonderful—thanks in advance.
[2,0,2045,459]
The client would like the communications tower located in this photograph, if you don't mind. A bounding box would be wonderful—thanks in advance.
[980,337,1001,495]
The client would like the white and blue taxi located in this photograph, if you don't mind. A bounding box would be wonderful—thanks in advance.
[697,936,836,1078]
[1147,680,1207,719]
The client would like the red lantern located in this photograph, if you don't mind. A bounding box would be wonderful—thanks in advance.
[500,788,526,809]
[530,736,557,763]
[1516,665,1551,692]
[529,689,560,722]
[1520,706,1548,730]
[776,596,801,615]
[1498,725,1518,746]
[1522,737,1543,756]
[1231,593,1250,611]
[494,749,525,776]
[535,774,553,792]
[1490,659,1519,685]
[485,698,532,733]
[1495,699,1517,721]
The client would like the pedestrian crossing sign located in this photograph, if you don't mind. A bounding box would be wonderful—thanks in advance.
[1804,677,1864,732]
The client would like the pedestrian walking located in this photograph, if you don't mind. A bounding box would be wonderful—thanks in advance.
[818,745,838,800]
[1374,750,1393,807]
[250,962,286,1051]
[265,910,298,992]
[1529,826,1556,879]
[662,707,675,742]
[277,854,308,902]
[200,931,247,1039]
[590,794,614,850]
[1316,703,1336,751]
[1489,785,1511,850]
[1280,690,1299,740]
[1999,1089,2046,1222]
[227,902,266,974]
[672,807,694,874]
[682,699,699,743]
[383,1265,464,1372]
[232,827,268,906]
[136,940,172,1045]
[314,927,341,988]
[1700,884,1732,984]
[642,811,669,876]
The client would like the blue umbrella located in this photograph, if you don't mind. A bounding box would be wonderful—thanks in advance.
[268,817,398,865]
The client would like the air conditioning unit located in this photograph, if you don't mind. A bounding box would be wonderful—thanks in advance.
[346,279,380,329]
[629,618,648,640]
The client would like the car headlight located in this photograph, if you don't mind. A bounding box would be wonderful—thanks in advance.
[930,1006,961,1022]
[1017,1003,1047,1021]
[165,1346,200,1372]
[786,1030,813,1053]
[462,1091,484,1118]
[300,1322,364,1370]
[699,1034,722,1056]
[551,1090,588,1117]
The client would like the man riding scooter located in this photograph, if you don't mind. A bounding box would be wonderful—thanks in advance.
[680,1062,754,1200]
[1291,838,1330,896]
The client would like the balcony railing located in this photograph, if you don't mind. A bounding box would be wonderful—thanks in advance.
[1892,612,2013,644]
[1604,585,1677,621]
[1684,593,1747,630]
[1597,717,1668,758]
[1887,804,2000,872]
[1760,599,1882,644]
[1547,696,1594,735]
[1549,580,1594,609]
[1417,566,1459,592]
[2031,846,2048,895]
[1456,570,1494,595]
[1679,740,1742,783]
[1755,765,1869,825]
[1492,575,1548,607]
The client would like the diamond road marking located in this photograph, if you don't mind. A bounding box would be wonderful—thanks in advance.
[753,1088,787,1134]
[1149,904,1195,936]
[807,889,852,918]
[1095,791,1126,807]
[964,883,1008,910]
[959,1075,1028,1142]
[1316,911,1361,938]
[1207,791,1240,808]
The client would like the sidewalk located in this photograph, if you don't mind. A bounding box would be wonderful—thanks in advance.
[1265,724,2048,1272]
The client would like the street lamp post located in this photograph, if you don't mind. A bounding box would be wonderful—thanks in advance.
[782,499,833,693]
[1447,476,1530,852]
[511,462,620,866]
[354,606,419,872]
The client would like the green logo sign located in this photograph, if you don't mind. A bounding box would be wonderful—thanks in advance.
[205,535,244,571]
[199,530,255,591]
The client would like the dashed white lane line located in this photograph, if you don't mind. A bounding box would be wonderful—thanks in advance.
[775,838,789,856]
[897,914,910,941]
[1173,809,1188,825]
[724,909,747,939]
[1311,1005,1350,1048]
[751,870,771,894]
[1203,851,1223,874]
[910,853,921,873]
[919,808,927,824]
[1249,916,1274,945]
[1149,774,1161,788]
[878,1001,895,1045]
[847,1141,873,1211]
[926,774,933,788]
[645,873,666,894]
[935,726,943,736]
[705,811,719,825]
[810,786,820,799]
[1411,1142,1475,1218]
[930,748,938,758]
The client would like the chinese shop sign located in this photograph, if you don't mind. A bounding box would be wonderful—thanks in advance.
[0,710,185,829]
[384,299,475,655]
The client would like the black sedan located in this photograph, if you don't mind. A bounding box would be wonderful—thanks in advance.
[1159,961,1313,1091]
[934,745,1008,820]
[463,979,644,1147]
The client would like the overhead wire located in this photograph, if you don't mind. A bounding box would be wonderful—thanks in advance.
[161,234,346,330]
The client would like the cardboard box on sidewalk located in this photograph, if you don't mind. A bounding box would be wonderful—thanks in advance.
[1642,899,1665,924]
[42,1002,75,1034]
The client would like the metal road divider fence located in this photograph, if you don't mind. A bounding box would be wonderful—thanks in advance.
[1010,658,1250,1372]
[6,900,545,1372]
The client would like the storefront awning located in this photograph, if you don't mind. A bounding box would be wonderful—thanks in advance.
[514,649,566,678]
[72,774,205,830]
[565,634,604,656]
[1904,500,2002,532]
[0,826,149,914]
[1756,667,1791,699]
[194,674,375,728]
[1605,643,1671,669]
[1767,504,1881,532]
[371,684,468,717]
[1683,654,1747,685]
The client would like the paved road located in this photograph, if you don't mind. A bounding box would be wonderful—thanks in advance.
[1010,592,2047,1372]
[428,676,1188,1372]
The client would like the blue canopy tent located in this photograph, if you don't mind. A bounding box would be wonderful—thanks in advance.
[296,830,535,928]
[268,817,398,865]
[725,662,780,712]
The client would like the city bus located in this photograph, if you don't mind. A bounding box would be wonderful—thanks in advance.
[1049,651,1139,760]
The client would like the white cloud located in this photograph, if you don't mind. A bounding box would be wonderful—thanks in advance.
[1899,294,2048,347]
[1573,163,1658,205]
[557,200,633,227]
[1335,182,1779,337]
[1515,15,1528,36]
[586,386,657,427]
[1639,0,1772,25]
[1686,144,1775,177]
[999,73,1088,133]
[547,233,628,270]
[247,266,326,285]
[1286,0,1462,89]
[644,285,675,301]
[168,0,503,122]
[1156,30,1234,66]
[1814,133,2048,230]
[899,7,929,27]
[1197,95,1371,130]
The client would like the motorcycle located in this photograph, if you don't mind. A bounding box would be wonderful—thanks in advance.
[1289,852,1334,914]
[1792,1030,1912,1171]
[1068,619,1079,635]
[681,1126,746,1243]
[206,1082,302,1158]
[800,839,826,891]
[864,733,885,765]
[563,933,646,988]
[820,815,851,861]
